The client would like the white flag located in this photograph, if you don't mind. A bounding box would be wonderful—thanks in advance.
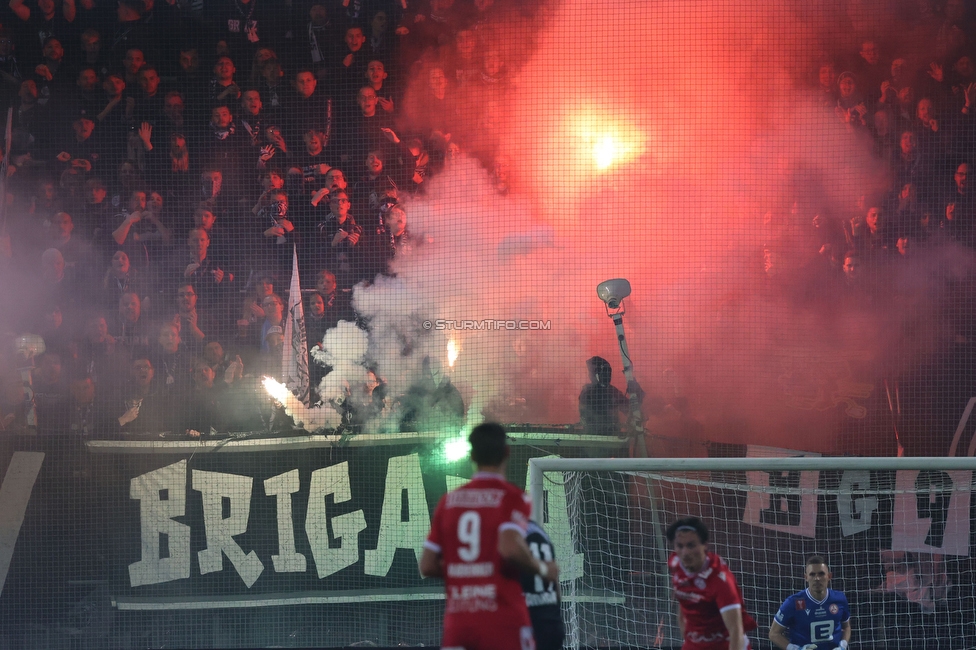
[282,245,309,405]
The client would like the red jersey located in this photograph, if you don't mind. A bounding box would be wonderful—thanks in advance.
[669,551,758,650]
[425,472,533,631]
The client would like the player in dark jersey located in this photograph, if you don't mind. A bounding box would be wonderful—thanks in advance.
[521,520,565,650]
[420,423,559,650]
[769,555,851,650]
[667,516,758,650]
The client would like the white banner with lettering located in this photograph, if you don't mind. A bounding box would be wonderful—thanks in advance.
[891,470,973,557]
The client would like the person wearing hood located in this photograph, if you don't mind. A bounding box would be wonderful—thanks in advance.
[578,356,629,435]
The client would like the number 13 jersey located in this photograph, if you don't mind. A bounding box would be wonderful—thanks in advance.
[425,471,533,628]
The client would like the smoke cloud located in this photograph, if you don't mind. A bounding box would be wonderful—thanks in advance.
[350,0,969,452]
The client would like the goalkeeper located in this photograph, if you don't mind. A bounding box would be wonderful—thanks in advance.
[769,555,851,650]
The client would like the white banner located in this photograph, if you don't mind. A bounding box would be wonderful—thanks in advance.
[892,470,973,557]
[742,446,820,538]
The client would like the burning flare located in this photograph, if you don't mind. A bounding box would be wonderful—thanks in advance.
[447,339,460,368]
[262,376,337,432]
[594,136,619,169]
[262,377,290,403]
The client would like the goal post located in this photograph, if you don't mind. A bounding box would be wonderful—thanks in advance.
[528,457,976,650]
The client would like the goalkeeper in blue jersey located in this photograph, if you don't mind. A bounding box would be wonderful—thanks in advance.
[769,555,851,650]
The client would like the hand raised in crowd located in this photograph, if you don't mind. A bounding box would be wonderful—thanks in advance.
[181,308,198,328]
[259,145,276,162]
[965,82,976,109]
[333,229,360,246]
[266,128,287,152]
[413,151,430,183]
[217,83,241,101]
[138,122,153,151]
[34,64,52,81]
[97,95,122,122]
[310,187,329,206]
[56,151,72,162]
[212,267,228,283]
[267,216,295,237]
[184,261,201,277]
[381,127,401,144]
[343,53,355,68]
[928,62,944,83]
[880,80,893,103]
[224,355,244,385]
[143,209,162,226]
[377,96,395,113]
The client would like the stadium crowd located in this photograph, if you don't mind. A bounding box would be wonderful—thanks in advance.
[0,0,530,437]
[0,0,974,439]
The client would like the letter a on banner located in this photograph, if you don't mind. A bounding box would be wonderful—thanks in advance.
[892,470,972,556]
[741,446,820,538]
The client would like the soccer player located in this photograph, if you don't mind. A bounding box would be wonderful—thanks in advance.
[521,520,566,650]
[668,516,758,650]
[769,555,851,650]
[420,423,559,650]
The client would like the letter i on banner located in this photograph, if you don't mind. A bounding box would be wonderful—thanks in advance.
[741,446,820,538]
[892,470,972,556]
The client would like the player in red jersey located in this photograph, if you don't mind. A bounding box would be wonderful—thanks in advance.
[420,423,559,650]
[667,516,758,650]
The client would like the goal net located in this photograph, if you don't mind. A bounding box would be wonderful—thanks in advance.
[528,457,976,650]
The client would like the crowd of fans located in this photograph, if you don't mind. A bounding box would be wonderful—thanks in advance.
[780,7,976,310]
[0,0,528,437]
[0,0,975,440]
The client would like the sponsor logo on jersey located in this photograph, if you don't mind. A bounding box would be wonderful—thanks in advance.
[674,589,705,603]
[447,583,498,613]
[829,603,839,614]
[447,562,494,578]
[446,488,504,509]
[695,578,707,589]
[688,630,729,643]
[796,599,806,610]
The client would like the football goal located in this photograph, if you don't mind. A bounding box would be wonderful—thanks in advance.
[528,456,976,650]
